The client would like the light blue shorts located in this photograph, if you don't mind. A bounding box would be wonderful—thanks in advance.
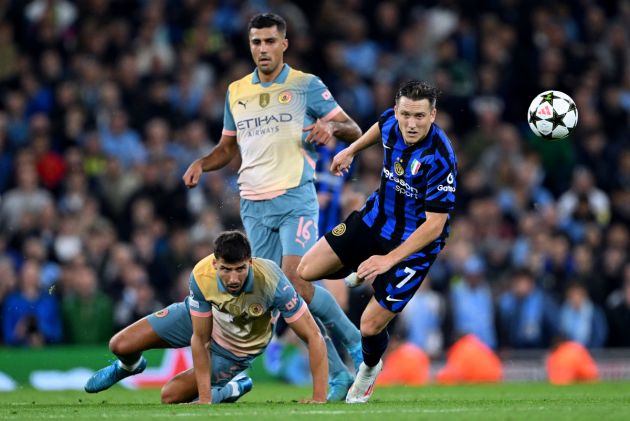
[240,182,319,266]
[147,300,254,386]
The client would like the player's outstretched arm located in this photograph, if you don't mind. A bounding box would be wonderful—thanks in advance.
[287,308,328,403]
[182,134,238,188]
[357,212,448,283]
[330,122,380,176]
[190,314,213,404]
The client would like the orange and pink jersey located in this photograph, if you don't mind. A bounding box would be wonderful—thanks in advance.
[223,64,342,200]
[188,254,306,357]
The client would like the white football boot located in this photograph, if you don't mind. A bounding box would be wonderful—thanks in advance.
[345,360,383,403]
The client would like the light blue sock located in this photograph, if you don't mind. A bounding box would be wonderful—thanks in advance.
[314,317,347,377]
[309,285,361,349]
[211,384,233,404]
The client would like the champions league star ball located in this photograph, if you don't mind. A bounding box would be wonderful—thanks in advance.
[527,90,578,140]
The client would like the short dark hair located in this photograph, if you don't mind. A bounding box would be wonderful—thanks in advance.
[248,13,287,37]
[214,231,252,263]
[395,80,438,108]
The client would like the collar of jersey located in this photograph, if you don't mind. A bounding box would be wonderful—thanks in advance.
[216,266,255,295]
[251,63,290,86]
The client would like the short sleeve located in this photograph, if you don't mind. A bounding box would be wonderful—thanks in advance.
[222,90,236,136]
[424,147,457,213]
[272,272,307,323]
[378,108,395,131]
[189,273,212,317]
[306,76,342,121]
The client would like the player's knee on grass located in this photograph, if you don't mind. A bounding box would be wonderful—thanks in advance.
[160,382,192,404]
[160,383,178,404]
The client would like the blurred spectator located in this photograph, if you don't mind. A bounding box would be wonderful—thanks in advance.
[98,109,146,169]
[401,279,444,357]
[2,260,62,346]
[497,268,558,349]
[546,338,599,385]
[436,334,503,384]
[449,254,497,349]
[113,264,163,331]
[559,283,607,348]
[0,161,53,233]
[61,265,113,344]
[557,166,611,227]
[606,264,630,347]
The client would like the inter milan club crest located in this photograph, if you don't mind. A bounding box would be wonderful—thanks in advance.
[278,91,292,104]
[394,161,405,176]
[411,159,421,175]
[332,223,346,236]
[248,303,264,317]
[259,93,270,108]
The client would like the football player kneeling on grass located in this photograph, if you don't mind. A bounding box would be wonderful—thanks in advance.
[85,231,327,404]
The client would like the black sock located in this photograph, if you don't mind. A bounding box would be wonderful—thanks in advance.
[362,330,389,367]
[117,353,142,366]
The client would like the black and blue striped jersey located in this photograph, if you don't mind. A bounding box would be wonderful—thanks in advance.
[360,108,457,244]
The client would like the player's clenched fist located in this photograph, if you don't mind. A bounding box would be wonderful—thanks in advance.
[330,148,354,176]
[183,160,203,188]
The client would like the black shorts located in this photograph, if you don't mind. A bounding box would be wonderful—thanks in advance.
[325,211,443,313]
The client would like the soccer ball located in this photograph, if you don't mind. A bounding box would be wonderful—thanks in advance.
[527,90,578,140]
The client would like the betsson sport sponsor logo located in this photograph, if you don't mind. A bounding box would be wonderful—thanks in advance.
[437,172,456,193]
[236,113,294,138]
[383,167,419,198]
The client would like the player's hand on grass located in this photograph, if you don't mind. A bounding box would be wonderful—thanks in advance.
[305,119,333,145]
[183,160,203,188]
[357,255,395,283]
[298,398,326,404]
[330,148,354,176]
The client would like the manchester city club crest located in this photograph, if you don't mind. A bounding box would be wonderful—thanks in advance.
[259,93,270,108]
[248,303,264,317]
[332,223,346,236]
[154,308,169,318]
[394,161,405,176]
[278,91,292,104]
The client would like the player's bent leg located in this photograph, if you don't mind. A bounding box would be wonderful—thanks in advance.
[109,318,171,363]
[161,369,198,404]
[297,237,345,282]
[296,241,364,370]
[346,298,395,404]
[85,318,169,393]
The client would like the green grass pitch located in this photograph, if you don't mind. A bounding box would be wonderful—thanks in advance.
[1,382,629,420]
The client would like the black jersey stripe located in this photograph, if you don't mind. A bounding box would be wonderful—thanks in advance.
[390,147,415,243]
[371,122,398,234]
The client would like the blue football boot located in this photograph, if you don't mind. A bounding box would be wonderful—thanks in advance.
[327,370,354,401]
[84,357,147,393]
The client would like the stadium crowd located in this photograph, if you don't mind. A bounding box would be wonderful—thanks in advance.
[0,0,629,358]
